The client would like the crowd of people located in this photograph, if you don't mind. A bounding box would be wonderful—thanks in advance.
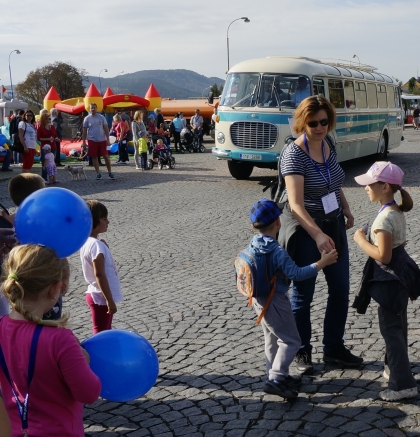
[6,105,198,181]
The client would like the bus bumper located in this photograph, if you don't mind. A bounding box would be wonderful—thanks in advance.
[212,147,279,162]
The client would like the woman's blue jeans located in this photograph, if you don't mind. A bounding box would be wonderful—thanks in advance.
[290,216,349,354]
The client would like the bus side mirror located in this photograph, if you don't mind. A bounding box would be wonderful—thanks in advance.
[208,92,214,104]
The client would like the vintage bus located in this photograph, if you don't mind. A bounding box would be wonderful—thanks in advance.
[212,56,404,179]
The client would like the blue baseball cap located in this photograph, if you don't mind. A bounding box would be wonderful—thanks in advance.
[250,199,282,229]
[140,131,147,137]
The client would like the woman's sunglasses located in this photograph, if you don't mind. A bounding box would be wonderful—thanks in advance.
[307,118,328,128]
[26,114,34,118]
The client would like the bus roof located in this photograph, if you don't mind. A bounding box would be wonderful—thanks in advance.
[228,56,397,85]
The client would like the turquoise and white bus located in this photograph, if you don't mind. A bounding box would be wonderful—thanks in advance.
[212,56,404,179]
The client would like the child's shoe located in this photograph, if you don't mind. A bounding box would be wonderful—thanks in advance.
[379,386,418,401]
[263,379,298,399]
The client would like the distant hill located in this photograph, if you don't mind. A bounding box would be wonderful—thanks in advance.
[87,69,225,99]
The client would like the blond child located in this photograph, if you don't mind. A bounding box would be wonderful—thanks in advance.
[354,161,420,401]
[137,131,149,170]
[0,245,100,436]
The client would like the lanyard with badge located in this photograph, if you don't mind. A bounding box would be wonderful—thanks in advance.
[0,321,43,436]
[303,133,338,215]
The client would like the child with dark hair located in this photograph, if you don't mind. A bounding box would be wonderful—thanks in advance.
[241,199,337,399]
[80,200,124,334]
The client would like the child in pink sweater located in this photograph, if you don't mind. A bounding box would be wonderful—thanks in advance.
[0,244,101,437]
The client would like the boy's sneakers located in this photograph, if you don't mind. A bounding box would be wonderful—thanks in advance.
[294,349,314,375]
[323,344,363,367]
[379,386,418,401]
[263,378,299,399]
[109,173,115,180]
[96,174,102,180]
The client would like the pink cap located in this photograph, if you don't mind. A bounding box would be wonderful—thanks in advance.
[354,161,404,186]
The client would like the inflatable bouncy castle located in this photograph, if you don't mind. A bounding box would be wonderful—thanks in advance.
[44,84,161,155]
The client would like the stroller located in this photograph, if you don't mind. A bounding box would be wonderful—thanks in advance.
[147,143,176,170]
[181,126,205,153]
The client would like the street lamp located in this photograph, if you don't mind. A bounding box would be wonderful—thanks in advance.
[352,54,360,67]
[227,17,250,72]
[9,49,21,99]
[202,86,211,99]
[98,68,108,94]
[116,71,124,93]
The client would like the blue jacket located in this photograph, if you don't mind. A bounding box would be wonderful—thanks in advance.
[248,234,318,294]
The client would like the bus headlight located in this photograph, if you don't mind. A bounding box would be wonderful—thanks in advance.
[217,132,225,144]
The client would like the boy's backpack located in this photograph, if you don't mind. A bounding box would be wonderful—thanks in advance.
[234,249,278,325]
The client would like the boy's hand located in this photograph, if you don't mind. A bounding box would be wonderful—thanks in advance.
[316,249,338,270]
[106,300,117,314]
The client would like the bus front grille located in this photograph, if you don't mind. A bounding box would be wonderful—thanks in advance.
[230,121,278,149]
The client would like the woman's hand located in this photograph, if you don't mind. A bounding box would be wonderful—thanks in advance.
[315,232,335,253]
[343,207,354,230]
[353,228,366,245]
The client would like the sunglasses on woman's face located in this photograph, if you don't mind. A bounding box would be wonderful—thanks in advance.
[307,118,328,128]
[26,114,33,118]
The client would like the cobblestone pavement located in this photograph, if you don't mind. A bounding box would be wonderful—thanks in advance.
[2,131,420,437]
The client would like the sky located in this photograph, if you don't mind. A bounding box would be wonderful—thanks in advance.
[0,0,416,91]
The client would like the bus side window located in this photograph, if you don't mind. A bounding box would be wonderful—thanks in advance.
[394,88,401,108]
[328,79,344,108]
[355,82,368,109]
[387,86,396,109]
[313,77,325,97]
[378,85,387,108]
[367,83,378,108]
[344,81,355,109]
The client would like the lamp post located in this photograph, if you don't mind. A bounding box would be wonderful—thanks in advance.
[9,49,21,99]
[116,71,124,93]
[98,68,108,94]
[227,17,250,72]
[352,54,360,67]
[202,86,211,99]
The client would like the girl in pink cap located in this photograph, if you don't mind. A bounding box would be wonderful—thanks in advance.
[353,161,420,402]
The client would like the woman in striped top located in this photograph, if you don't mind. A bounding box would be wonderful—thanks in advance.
[279,96,363,375]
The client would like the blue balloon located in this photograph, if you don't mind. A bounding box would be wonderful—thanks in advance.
[109,143,118,153]
[82,330,159,402]
[15,187,92,258]
[0,134,6,146]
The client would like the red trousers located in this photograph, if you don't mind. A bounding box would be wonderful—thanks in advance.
[86,293,113,334]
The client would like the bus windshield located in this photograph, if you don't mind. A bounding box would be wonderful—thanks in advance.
[220,73,311,108]
[220,73,260,107]
[258,74,310,108]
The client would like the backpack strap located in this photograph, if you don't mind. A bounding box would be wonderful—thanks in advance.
[255,271,278,325]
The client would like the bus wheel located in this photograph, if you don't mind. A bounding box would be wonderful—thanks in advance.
[228,160,254,180]
[378,131,388,160]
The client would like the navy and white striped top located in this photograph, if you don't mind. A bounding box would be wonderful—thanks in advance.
[280,137,345,214]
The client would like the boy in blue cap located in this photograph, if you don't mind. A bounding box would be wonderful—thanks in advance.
[247,199,337,399]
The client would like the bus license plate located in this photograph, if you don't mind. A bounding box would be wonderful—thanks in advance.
[241,154,262,160]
